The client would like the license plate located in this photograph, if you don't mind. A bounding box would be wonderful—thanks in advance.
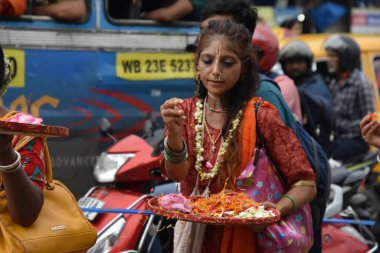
[78,197,105,221]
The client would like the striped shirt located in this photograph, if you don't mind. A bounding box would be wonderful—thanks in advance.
[328,69,375,139]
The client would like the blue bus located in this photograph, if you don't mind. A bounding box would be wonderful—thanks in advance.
[0,0,199,197]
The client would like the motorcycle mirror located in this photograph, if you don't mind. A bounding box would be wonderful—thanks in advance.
[98,118,118,142]
[98,118,113,136]
[144,111,156,137]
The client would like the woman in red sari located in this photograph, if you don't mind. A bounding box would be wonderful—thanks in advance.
[0,46,45,226]
[160,21,316,253]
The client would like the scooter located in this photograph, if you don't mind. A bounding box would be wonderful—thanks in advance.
[323,177,379,252]
[329,150,380,221]
[78,114,176,253]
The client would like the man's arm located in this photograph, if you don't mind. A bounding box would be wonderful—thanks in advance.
[32,0,86,22]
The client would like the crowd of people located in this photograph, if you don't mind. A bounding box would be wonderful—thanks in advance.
[1,0,379,252]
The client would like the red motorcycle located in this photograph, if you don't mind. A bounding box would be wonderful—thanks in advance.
[79,115,176,253]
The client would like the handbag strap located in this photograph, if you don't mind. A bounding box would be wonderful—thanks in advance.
[42,138,55,189]
[254,101,287,188]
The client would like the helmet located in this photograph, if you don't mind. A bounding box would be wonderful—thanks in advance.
[278,40,313,64]
[251,24,279,73]
[323,34,360,72]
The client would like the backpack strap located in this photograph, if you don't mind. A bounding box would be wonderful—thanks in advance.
[259,73,281,91]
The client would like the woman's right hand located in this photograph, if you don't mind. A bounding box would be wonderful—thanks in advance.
[360,114,380,148]
[160,98,186,136]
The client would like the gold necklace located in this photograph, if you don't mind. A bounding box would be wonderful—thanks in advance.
[206,95,227,113]
[204,121,222,153]
[205,101,227,113]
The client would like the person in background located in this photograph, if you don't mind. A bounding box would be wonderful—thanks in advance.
[0,0,25,16]
[279,40,332,100]
[324,34,375,162]
[0,46,45,226]
[160,20,316,253]
[252,23,303,122]
[32,0,87,22]
[280,16,303,37]
[141,0,207,22]
[279,40,335,155]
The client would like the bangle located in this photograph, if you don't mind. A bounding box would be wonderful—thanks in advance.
[164,149,187,164]
[0,151,21,172]
[1,162,22,174]
[281,194,297,213]
[164,137,187,157]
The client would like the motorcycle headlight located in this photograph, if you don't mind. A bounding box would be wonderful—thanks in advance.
[94,152,135,183]
[87,217,126,253]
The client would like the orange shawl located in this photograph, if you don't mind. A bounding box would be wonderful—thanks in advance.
[220,97,270,253]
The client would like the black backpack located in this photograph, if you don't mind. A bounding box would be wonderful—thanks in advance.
[292,121,331,253]
[297,88,336,157]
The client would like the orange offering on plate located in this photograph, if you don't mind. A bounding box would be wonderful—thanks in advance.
[147,189,280,225]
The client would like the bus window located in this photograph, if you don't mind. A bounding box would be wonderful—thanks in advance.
[374,56,380,89]
[106,0,204,24]
[107,0,140,19]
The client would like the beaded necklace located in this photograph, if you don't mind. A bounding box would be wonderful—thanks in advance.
[194,99,242,181]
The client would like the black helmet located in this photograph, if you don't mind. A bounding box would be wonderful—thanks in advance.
[279,40,313,64]
[323,35,360,72]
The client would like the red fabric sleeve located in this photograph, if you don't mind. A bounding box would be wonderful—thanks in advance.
[259,106,316,188]
[18,137,45,189]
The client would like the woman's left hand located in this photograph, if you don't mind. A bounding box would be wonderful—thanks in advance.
[247,202,277,231]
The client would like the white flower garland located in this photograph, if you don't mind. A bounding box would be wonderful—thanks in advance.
[1,54,12,96]
[194,99,243,181]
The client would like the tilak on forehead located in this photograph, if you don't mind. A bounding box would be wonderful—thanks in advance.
[214,41,222,72]
[216,42,222,61]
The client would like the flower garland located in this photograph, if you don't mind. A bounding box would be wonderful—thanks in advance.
[1,54,12,96]
[194,99,242,181]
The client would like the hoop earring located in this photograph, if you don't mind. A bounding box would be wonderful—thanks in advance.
[195,71,200,84]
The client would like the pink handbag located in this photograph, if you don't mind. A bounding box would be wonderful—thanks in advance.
[237,101,313,252]
[237,146,314,253]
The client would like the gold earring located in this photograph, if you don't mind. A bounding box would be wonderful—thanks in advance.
[195,71,200,83]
